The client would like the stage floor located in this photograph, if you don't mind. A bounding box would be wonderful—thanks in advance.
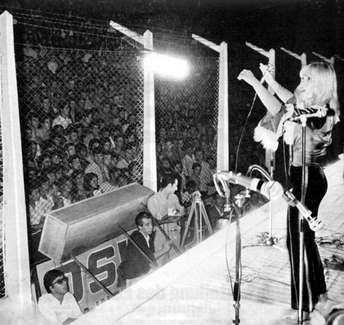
[74,160,344,325]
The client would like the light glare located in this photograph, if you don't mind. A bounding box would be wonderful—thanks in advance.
[143,52,189,79]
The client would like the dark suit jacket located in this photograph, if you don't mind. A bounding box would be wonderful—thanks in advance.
[118,230,155,280]
[206,205,224,228]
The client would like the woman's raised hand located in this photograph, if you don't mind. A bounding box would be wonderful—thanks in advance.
[237,69,258,86]
[259,63,274,82]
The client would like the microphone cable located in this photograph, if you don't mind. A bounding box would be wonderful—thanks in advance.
[224,206,236,296]
[235,66,273,173]
[234,92,258,173]
[282,128,291,188]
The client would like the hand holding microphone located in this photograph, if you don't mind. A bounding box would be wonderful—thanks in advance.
[214,170,323,231]
[237,69,258,86]
[215,171,284,200]
[238,63,274,86]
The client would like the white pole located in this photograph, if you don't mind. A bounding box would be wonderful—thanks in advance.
[142,31,157,191]
[218,41,229,171]
[312,51,335,65]
[0,10,33,317]
[109,21,157,191]
[192,34,229,171]
[265,49,276,174]
[245,42,276,172]
[280,47,307,67]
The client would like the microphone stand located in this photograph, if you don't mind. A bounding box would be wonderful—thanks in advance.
[213,173,244,324]
[247,164,278,247]
[297,115,307,324]
[231,192,247,325]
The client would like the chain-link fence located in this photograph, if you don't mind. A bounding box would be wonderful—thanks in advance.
[15,44,144,230]
[155,54,219,192]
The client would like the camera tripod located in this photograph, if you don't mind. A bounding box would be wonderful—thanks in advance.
[180,192,213,248]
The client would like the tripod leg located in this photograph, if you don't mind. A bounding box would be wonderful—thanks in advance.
[199,203,203,242]
[181,202,195,248]
[200,203,213,235]
[194,203,199,243]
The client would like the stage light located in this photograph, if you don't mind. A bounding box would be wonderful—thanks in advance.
[142,52,190,80]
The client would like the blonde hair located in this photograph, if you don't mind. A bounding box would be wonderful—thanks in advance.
[300,61,340,119]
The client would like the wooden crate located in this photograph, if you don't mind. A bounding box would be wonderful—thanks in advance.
[38,183,153,263]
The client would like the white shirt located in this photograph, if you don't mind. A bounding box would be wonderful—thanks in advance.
[140,230,151,247]
[52,115,72,129]
[38,292,82,325]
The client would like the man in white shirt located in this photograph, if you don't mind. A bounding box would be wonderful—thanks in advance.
[147,174,184,265]
[38,269,82,324]
[52,104,73,129]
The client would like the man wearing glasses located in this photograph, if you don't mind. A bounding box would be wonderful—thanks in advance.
[38,269,82,324]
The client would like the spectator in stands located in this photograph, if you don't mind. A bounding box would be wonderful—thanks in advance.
[63,143,76,159]
[101,137,113,153]
[54,165,64,183]
[26,140,40,169]
[85,147,109,185]
[206,193,225,228]
[102,151,116,173]
[36,116,52,144]
[113,135,125,156]
[205,155,217,197]
[42,166,57,188]
[40,97,52,118]
[83,172,99,198]
[56,177,73,207]
[28,182,45,227]
[88,138,101,154]
[52,103,73,129]
[163,140,178,165]
[27,112,40,143]
[75,143,89,166]
[194,148,213,193]
[189,162,202,192]
[38,153,52,170]
[157,157,175,188]
[50,134,66,154]
[180,179,197,208]
[66,126,81,147]
[181,143,195,178]
[51,151,63,169]
[79,110,93,129]
[39,175,55,211]
[174,160,186,194]
[71,170,87,202]
[67,155,83,176]
[38,269,82,325]
[116,149,130,170]
[84,121,101,148]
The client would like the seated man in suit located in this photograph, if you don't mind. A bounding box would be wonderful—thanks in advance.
[206,193,226,229]
[117,211,170,288]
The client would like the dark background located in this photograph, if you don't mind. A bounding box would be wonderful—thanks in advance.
[1,0,343,163]
[1,0,343,56]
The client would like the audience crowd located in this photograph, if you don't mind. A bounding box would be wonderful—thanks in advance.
[9,7,266,233]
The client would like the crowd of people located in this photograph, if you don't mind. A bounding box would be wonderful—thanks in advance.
[19,43,147,228]
[0,2,341,324]
[13,10,266,232]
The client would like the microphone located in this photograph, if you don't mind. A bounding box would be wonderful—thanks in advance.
[285,104,327,122]
[224,191,232,213]
[216,171,283,200]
